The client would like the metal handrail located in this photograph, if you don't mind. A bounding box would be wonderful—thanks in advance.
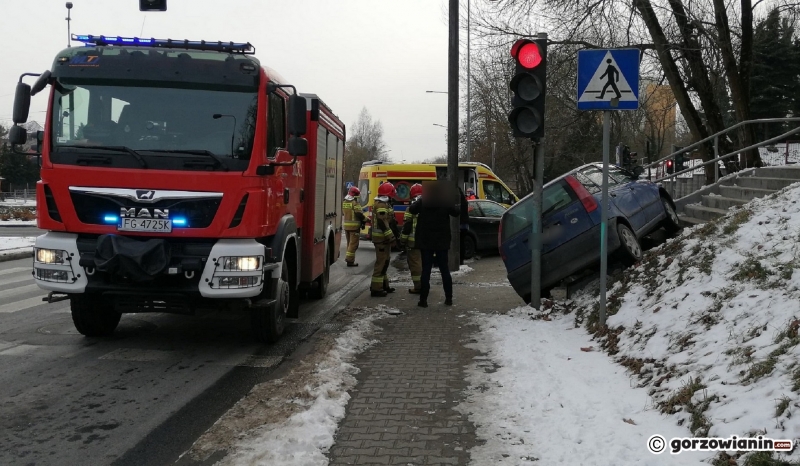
[641,118,800,199]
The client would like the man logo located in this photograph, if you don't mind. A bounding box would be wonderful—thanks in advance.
[137,190,156,200]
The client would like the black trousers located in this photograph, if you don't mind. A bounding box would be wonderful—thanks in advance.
[420,249,452,302]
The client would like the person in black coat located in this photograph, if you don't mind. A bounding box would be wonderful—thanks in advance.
[409,182,460,307]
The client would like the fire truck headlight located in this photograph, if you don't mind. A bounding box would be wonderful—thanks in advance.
[220,256,262,272]
[36,248,65,265]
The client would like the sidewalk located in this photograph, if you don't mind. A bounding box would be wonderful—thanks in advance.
[327,255,520,465]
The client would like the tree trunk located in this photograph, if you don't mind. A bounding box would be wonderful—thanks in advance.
[713,0,762,168]
[636,0,719,183]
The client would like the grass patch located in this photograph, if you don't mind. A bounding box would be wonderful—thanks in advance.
[732,256,772,282]
[659,377,714,436]
[742,452,800,466]
[726,346,756,367]
[776,396,791,418]
[659,377,705,414]
[722,208,753,235]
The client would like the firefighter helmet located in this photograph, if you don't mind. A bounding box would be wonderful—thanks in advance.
[348,186,360,197]
[378,182,396,197]
[410,183,423,199]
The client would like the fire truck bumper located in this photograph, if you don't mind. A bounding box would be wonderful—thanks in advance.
[32,232,89,293]
[32,233,278,300]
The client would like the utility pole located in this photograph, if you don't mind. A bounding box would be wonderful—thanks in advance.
[466,0,471,163]
[447,0,460,271]
[66,2,73,48]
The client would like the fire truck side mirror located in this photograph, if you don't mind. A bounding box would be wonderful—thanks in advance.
[287,95,307,136]
[8,125,27,145]
[288,136,308,156]
[13,82,32,124]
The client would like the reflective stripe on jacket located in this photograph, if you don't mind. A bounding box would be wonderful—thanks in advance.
[342,196,364,231]
[372,200,395,244]
[400,210,418,248]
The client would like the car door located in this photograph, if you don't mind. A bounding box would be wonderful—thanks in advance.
[579,165,647,233]
[609,166,662,224]
[471,200,506,250]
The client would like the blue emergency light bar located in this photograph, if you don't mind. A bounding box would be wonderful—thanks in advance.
[71,34,255,55]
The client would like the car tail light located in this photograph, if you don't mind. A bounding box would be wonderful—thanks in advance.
[498,220,506,261]
[565,176,598,213]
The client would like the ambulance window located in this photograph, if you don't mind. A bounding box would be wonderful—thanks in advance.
[267,93,286,156]
[483,181,514,205]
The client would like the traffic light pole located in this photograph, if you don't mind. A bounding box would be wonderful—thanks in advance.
[599,110,610,327]
[530,139,544,309]
[447,0,460,272]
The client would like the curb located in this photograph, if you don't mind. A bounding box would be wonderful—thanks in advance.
[0,249,33,263]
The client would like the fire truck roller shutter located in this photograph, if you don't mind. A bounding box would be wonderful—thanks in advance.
[32,232,88,293]
[198,239,277,298]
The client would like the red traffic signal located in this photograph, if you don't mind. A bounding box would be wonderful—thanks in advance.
[508,38,547,139]
[511,40,543,69]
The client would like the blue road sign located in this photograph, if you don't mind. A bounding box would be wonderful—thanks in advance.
[345,181,355,189]
[577,49,640,111]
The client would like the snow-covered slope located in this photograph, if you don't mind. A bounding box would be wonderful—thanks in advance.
[568,182,800,463]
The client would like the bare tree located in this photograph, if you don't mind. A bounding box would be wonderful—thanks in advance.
[471,0,774,181]
[343,107,389,185]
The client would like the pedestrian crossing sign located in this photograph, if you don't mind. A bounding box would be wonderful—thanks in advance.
[577,49,640,110]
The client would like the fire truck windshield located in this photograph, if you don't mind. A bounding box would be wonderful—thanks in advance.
[49,81,258,171]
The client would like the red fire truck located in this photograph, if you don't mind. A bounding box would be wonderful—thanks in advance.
[7,35,344,343]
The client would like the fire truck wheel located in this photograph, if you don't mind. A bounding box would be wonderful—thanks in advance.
[311,244,330,299]
[253,258,289,343]
[70,295,121,337]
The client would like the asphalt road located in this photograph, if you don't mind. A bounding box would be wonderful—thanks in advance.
[0,238,376,466]
[0,224,44,237]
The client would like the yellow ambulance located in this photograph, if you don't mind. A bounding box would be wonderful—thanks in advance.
[357,161,519,238]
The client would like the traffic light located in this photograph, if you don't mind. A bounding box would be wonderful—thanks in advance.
[675,152,686,171]
[139,0,167,11]
[666,159,674,174]
[508,38,547,140]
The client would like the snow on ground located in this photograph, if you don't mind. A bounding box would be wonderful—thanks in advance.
[0,236,35,256]
[183,307,392,466]
[559,181,800,463]
[0,220,37,225]
[459,307,710,465]
[458,182,800,465]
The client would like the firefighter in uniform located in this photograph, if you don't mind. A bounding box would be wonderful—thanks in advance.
[371,182,397,297]
[400,183,423,294]
[342,186,365,267]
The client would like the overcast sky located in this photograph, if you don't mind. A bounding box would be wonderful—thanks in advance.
[0,0,455,162]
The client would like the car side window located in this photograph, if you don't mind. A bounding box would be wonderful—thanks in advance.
[608,166,635,183]
[479,201,507,218]
[574,171,601,194]
[542,181,576,217]
[578,166,620,189]
[468,202,482,217]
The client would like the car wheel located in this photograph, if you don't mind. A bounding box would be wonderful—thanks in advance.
[661,197,681,235]
[70,294,121,337]
[615,222,642,265]
[462,234,477,260]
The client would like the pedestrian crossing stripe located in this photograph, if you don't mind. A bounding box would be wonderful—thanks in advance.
[577,48,640,111]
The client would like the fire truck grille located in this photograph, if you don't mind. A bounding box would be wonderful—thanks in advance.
[70,192,222,228]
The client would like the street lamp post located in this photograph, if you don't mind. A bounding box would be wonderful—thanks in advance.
[466,0,471,163]
[448,0,460,272]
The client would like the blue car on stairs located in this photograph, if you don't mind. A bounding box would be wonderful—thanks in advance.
[499,163,681,303]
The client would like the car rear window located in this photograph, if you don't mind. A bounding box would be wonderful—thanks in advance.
[501,181,575,240]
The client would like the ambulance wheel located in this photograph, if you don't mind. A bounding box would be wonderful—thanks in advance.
[252,258,289,343]
[70,294,121,337]
[311,244,330,299]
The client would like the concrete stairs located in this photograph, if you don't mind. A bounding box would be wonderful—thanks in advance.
[677,166,800,225]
